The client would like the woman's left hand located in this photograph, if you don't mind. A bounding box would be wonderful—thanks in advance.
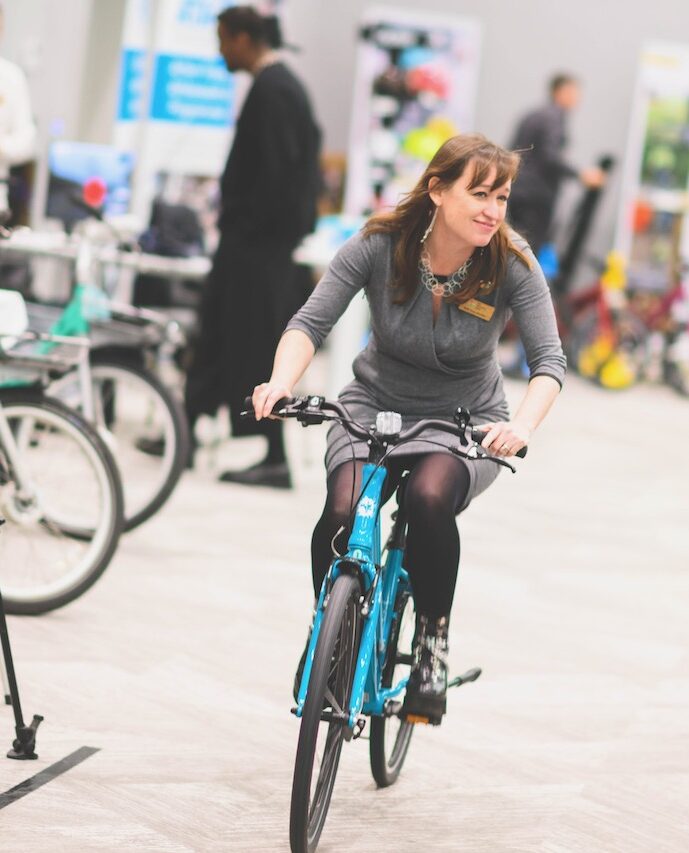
[476,420,532,457]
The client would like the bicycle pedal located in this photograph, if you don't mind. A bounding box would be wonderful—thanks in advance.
[448,667,482,689]
[405,713,431,725]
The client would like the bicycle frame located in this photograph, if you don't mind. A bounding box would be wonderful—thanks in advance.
[294,463,411,730]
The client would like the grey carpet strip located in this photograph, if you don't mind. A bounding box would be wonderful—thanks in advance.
[0,746,100,809]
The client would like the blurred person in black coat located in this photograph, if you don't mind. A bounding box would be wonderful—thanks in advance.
[184,5,321,488]
[507,73,605,255]
[0,3,36,220]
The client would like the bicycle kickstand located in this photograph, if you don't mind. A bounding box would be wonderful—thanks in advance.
[0,545,44,760]
[447,667,482,689]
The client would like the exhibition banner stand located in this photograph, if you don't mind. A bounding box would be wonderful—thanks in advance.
[114,0,237,230]
[113,0,285,251]
[326,6,481,394]
[344,5,481,216]
[615,41,689,291]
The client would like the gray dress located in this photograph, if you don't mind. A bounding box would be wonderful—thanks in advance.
[285,230,566,509]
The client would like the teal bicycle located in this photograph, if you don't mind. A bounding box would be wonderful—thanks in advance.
[243,395,523,853]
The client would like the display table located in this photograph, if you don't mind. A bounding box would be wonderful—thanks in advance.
[0,228,211,282]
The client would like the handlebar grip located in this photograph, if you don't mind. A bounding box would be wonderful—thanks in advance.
[470,427,528,458]
[240,395,295,419]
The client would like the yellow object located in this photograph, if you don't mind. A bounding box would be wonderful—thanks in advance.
[601,251,627,291]
[425,116,458,140]
[402,116,459,162]
[578,335,613,378]
[598,352,637,389]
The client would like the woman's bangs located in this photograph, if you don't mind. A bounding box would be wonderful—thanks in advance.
[468,149,518,190]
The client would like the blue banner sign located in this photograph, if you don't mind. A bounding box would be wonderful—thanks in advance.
[117,48,147,121]
[150,53,234,126]
[176,0,232,26]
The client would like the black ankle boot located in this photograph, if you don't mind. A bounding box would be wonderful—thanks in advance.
[401,615,449,725]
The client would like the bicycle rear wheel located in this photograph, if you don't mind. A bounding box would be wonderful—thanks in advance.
[290,573,362,853]
[369,588,416,787]
[0,389,124,615]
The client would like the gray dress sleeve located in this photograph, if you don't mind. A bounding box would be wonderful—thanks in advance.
[285,230,375,350]
[505,249,567,387]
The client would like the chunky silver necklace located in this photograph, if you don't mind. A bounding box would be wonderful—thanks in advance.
[419,248,472,297]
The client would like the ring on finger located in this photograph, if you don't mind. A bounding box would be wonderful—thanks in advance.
[500,444,510,454]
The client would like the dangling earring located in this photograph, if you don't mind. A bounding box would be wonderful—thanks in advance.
[420,207,437,244]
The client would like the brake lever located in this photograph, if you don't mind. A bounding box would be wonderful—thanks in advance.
[450,443,517,474]
[490,455,517,474]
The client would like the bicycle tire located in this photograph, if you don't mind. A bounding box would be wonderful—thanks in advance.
[369,588,416,787]
[51,353,190,531]
[290,573,362,853]
[0,388,124,615]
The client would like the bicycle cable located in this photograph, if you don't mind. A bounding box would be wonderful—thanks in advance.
[332,432,474,558]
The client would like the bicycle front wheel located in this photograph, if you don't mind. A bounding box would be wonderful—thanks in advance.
[290,573,362,853]
[51,354,189,531]
[369,588,416,787]
[0,389,124,615]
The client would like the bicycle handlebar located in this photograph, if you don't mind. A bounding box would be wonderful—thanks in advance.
[469,426,527,459]
[241,395,527,465]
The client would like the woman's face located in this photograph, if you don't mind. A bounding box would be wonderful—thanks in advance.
[429,162,511,251]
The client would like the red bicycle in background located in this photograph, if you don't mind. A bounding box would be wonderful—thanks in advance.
[565,254,689,394]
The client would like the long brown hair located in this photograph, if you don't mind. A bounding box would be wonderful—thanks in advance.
[364,133,530,305]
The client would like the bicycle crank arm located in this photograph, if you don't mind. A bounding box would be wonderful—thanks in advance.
[383,699,403,717]
[447,667,482,689]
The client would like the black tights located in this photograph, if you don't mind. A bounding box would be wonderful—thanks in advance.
[311,454,471,620]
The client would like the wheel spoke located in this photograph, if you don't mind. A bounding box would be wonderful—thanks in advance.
[0,395,122,614]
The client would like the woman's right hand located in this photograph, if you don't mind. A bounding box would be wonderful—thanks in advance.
[251,381,293,420]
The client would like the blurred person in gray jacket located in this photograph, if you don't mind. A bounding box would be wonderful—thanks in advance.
[507,73,604,255]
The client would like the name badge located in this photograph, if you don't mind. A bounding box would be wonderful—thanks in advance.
[457,298,495,321]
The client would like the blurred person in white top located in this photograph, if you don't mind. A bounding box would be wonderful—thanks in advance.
[0,4,36,218]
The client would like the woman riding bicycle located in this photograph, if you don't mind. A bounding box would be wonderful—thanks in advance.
[251,133,566,724]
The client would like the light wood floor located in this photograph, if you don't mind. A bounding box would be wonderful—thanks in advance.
[1,373,688,852]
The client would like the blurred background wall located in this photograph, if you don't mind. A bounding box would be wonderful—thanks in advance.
[282,0,689,276]
[4,0,689,272]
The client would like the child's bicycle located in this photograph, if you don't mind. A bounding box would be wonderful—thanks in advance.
[242,395,525,853]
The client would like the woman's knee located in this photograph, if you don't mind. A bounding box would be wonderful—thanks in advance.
[405,456,471,518]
